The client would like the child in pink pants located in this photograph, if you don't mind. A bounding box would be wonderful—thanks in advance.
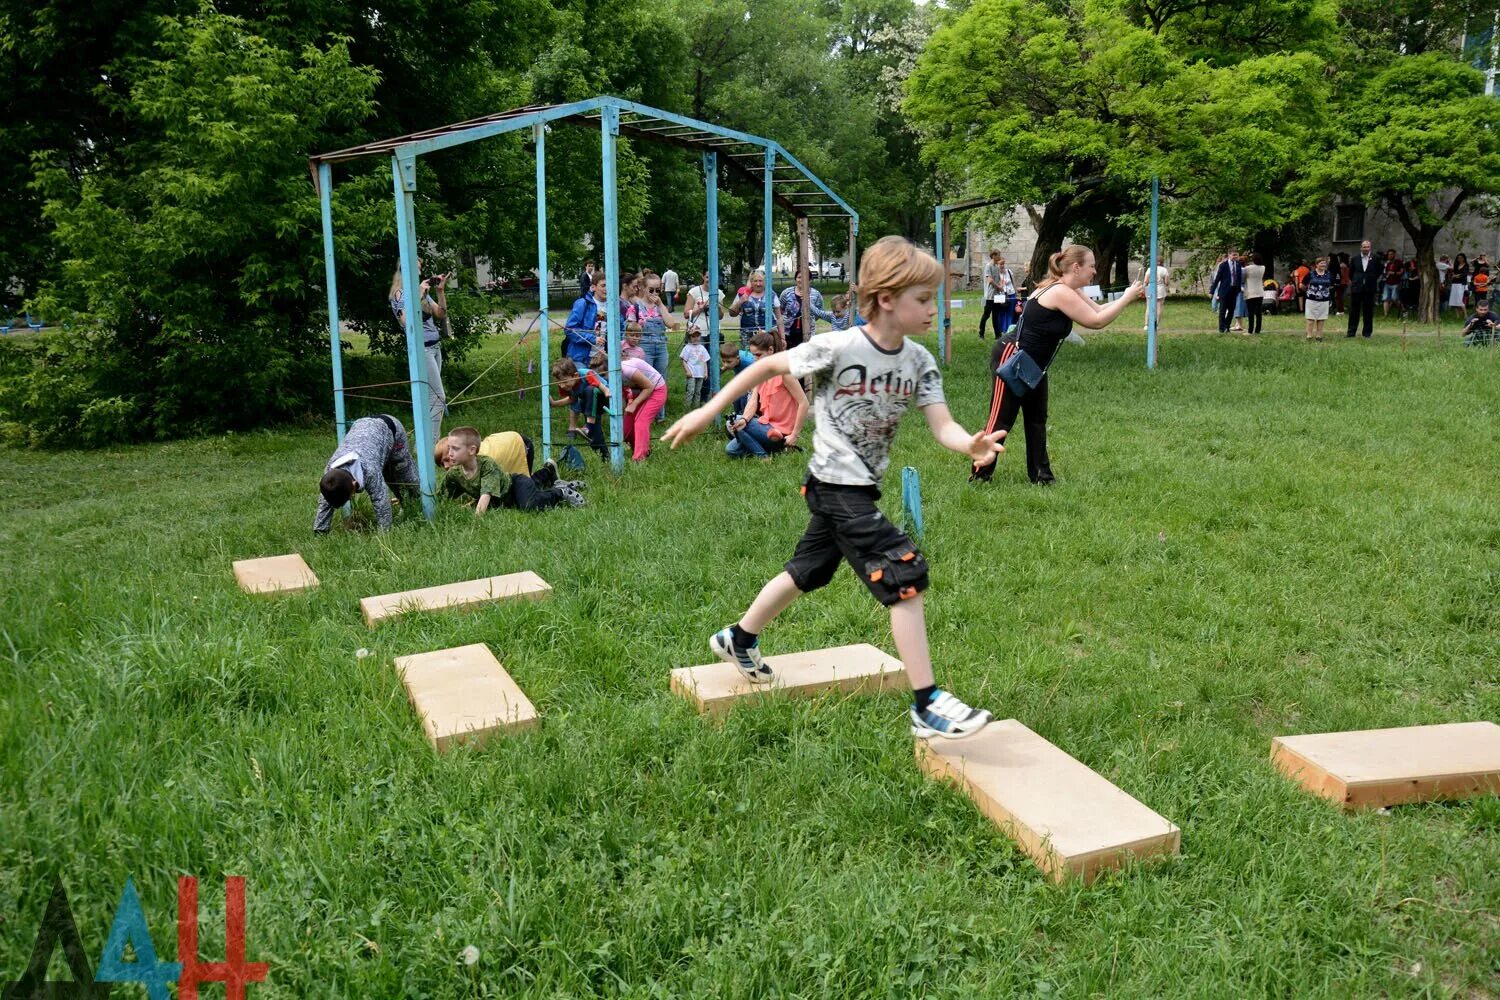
[592,350,668,461]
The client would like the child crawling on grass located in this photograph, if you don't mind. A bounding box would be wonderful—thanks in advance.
[438,426,586,514]
[663,236,1006,740]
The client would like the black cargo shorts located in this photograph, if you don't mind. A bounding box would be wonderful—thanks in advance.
[784,476,930,606]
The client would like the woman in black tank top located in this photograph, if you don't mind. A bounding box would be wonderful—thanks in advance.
[972,245,1146,484]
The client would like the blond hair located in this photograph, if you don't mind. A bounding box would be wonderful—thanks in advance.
[448,426,480,449]
[433,435,449,467]
[857,236,943,315]
[1035,245,1093,292]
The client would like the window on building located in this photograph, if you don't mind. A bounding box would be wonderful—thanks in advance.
[1334,204,1365,243]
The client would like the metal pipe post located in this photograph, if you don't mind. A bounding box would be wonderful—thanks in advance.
[318,163,347,443]
[797,216,811,339]
[934,206,947,365]
[764,147,775,333]
[1147,176,1159,370]
[601,104,624,471]
[534,123,552,459]
[704,151,721,397]
[391,151,437,519]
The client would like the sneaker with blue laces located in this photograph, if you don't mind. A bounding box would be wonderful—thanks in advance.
[709,627,773,684]
[910,690,992,739]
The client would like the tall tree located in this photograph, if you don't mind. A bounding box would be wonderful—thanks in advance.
[1304,53,1500,323]
[905,0,1324,280]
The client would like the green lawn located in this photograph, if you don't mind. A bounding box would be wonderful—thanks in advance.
[1,305,1497,998]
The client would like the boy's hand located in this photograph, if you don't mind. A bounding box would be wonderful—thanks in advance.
[662,406,716,448]
[968,429,1007,468]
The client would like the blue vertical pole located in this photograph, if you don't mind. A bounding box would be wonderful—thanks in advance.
[764,147,775,335]
[1147,176,1160,370]
[704,151,721,398]
[534,123,551,460]
[601,104,624,471]
[850,217,859,316]
[934,206,946,366]
[391,151,437,519]
[318,163,347,443]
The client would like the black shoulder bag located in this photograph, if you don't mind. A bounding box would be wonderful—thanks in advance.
[995,298,1048,397]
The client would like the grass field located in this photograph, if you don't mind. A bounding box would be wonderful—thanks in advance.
[1,304,1496,998]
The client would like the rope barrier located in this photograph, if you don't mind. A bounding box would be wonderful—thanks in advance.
[341,392,417,405]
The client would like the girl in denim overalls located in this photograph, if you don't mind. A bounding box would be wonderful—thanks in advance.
[638,285,673,420]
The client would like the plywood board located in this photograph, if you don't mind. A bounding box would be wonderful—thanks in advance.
[917,719,1180,884]
[1271,721,1500,810]
[233,553,319,595]
[393,643,538,751]
[360,572,552,627]
[670,643,905,716]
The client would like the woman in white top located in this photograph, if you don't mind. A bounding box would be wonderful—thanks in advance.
[685,270,726,334]
[1242,254,1266,335]
[1144,257,1170,330]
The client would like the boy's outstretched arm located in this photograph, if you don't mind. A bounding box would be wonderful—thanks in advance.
[921,403,1006,468]
[662,352,793,448]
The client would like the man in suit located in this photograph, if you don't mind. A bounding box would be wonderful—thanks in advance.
[578,260,595,301]
[1346,240,1378,338]
[1209,249,1243,333]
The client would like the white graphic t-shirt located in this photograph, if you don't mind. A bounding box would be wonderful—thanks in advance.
[785,328,944,486]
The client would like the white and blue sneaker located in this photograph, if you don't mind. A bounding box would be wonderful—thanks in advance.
[910,690,992,740]
[710,627,773,684]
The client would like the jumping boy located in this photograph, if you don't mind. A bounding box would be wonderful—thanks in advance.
[313,414,419,534]
[663,236,1005,739]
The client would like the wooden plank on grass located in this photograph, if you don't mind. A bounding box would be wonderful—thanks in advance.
[360,572,552,627]
[393,643,538,751]
[1271,721,1500,810]
[670,643,905,716]
[233,553,319,595]
[917,719,1180,885]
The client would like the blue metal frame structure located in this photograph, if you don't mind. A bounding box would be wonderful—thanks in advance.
[310,96,857,519]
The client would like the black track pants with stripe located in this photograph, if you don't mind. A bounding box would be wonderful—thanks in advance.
[972,340,1054,484]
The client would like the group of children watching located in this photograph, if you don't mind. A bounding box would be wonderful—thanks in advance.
[551,264,857,463]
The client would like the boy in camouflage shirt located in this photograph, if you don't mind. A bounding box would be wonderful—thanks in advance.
[440,426,585,514]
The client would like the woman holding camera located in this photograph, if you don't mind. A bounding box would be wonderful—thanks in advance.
[389,261,449,446]
[970,246,1143,485]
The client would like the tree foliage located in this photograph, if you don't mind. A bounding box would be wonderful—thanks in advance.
[905,0,1325,279]
[1304,53,1500,321]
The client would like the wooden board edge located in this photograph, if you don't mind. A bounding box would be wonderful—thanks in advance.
[431,713,541,753]
[1343,770,1500,810]
[915,740,1064,882]
[917,740,1179,886]
[1270,741,1350,806]
[361,577,553,627]
[233,569,320,596]
[1063,826,1182,885]
[668,669,711,714]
